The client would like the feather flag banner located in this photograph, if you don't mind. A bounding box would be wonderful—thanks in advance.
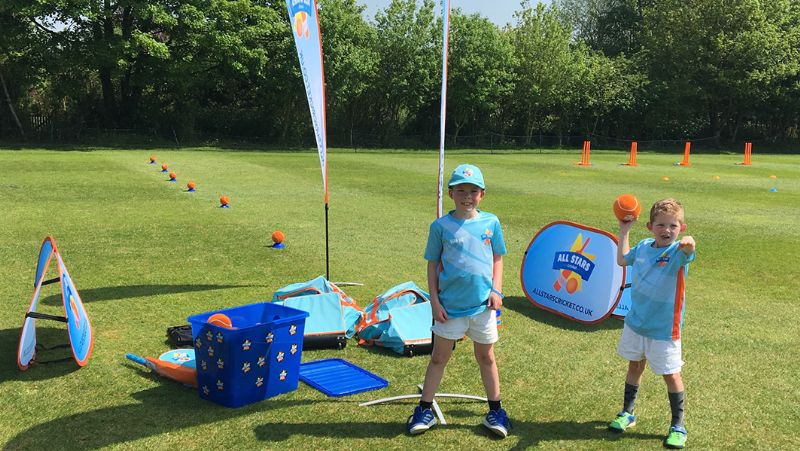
[286,0,333,278]
[286,0,328,204]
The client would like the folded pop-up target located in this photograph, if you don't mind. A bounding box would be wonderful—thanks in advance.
[521,221,625,324]
[17,236,94,371]
[612,265,633,319]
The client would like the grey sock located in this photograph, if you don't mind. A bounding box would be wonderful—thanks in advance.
[623,383,639,414]
[668,391,685,428]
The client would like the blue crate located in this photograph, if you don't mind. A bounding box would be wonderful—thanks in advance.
[188,302,309,408]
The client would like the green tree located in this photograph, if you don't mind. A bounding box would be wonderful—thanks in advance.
[557,0,646,57]
[640,0,799,143]
[511,0,579,145]
[446,10,515,144]
[372,0,438,136]
[572,51,645,139]
[11,0,281,132]
[0,8,36,137]
[318,0,379,145]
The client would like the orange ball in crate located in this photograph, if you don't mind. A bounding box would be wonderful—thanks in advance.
[208,313,233,329]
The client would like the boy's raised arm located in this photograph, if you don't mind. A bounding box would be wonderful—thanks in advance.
[617,219,634,266]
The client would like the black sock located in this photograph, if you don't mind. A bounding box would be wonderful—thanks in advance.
[419,400,433,410]
[488,399,502,412]
[623,383,639,414]
[668,391,685,428]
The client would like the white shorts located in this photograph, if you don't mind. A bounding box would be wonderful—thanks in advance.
[431,308,498,345]
[617,324,684,375]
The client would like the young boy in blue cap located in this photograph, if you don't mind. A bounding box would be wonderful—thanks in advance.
[609,198,696,449]
[407,164,509,438]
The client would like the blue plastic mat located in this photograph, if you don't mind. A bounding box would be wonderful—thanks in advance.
[299,358,388,397]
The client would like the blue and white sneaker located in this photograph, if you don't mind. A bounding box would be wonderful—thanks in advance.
[407,406,437,435]
[483,408,510,438]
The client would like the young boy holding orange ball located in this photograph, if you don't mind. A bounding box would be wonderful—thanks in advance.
[611,198,696,449]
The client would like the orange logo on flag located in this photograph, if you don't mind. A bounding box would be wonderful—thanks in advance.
[294,11,309,39]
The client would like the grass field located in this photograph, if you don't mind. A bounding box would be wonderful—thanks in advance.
[1,148,798,450]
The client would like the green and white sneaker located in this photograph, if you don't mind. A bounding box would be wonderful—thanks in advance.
[608,411,636,432]
[664,426,687,449]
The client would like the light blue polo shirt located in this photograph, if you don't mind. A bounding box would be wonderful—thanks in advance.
[424,210,506,318]
[623,238,696,341]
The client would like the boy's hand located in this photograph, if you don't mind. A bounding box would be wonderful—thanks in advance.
[431,301,448,322]
[679,235,696,254]
[488,292,503,310]
[619,219,635,234]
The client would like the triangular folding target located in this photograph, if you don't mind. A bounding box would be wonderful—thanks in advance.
[18,236,94,371]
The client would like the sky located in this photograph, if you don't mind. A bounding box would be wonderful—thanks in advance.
[358,1,551,27]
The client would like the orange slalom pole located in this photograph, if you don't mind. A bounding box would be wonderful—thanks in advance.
[578,140,591,165]
[585,141,591,165]
[744,142,752,165]
[679,141,691,166]
[625,141,638,166]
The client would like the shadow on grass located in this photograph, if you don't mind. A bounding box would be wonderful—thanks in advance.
[253,418,663,448]
[2,384,321,450]
[40,283,251,305]
[0,326,81,381]
[503,296,623,332]
[508,419,663,449]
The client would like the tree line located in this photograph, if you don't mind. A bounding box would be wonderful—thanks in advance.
[1,0,798,149]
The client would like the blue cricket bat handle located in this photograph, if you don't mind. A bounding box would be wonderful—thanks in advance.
[126,353,155,370]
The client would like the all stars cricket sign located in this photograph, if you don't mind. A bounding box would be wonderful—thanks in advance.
[521,221,625,324]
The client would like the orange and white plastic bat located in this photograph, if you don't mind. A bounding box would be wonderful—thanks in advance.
[126,353,197,387]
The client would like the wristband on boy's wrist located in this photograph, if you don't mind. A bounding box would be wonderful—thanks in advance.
[491,288,504,299]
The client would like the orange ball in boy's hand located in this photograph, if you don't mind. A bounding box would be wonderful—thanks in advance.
[272,230,285,244]
[613,194,641,222]
[208,313,233,329]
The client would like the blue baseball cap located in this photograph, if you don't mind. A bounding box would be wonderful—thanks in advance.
[448,164,485,189]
